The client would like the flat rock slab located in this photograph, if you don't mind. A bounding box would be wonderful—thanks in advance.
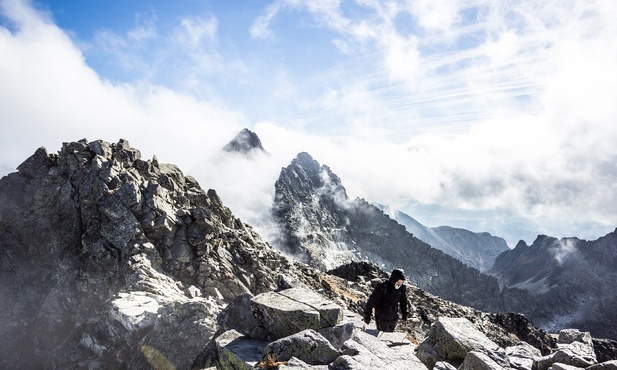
[251,288,343,340]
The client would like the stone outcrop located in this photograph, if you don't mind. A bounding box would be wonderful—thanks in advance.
[416,317,508,368]
[209,286,429,369]
[533,328,598,370]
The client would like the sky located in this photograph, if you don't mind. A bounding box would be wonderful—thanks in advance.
[1,0,617,247]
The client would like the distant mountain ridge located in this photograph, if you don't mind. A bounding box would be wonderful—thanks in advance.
[489,233,617,338]
[377,204,509,272]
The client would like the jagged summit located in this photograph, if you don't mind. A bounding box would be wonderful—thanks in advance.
[272,151,509,312]
[222,128,269,156]
[490,231,617,339]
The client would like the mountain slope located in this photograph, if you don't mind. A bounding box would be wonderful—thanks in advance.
[379,205,509,271]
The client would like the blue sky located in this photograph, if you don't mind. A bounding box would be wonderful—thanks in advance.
[2,0,617,247]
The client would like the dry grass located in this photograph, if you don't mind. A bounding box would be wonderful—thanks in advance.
[320,275,362,303]
[256,355,287,369]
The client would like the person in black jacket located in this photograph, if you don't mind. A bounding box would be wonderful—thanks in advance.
[363,268,408,332]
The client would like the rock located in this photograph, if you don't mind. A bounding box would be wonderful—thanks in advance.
[594,339,617,363]
[317,316,356,350]
[559,328,593,345]
[415,317,507,368]
[587,360,617,369]
[250,287,343,340]
[433,361,458,370]
[215,329,269,370]
[550,363,582,370]
[459,350,507,370]
[506,341,541,370]
[337,330,429,369]
[278,357,330,369]
[263,329,340,365]
[533,330,599,370]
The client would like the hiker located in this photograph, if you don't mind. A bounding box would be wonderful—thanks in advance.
[363,268,408,332]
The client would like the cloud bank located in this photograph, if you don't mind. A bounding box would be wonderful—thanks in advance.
[2,0,617,247]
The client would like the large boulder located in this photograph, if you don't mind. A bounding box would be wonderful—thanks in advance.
[250,287,343,340]
[214,329,269,370]
[587,360,617,370]
[506,341,542,370]
[533,328,598,370]
[415,317,508,368]
[263,329,340,365]
[336,330,428,369]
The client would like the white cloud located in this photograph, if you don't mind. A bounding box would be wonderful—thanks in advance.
[0,0,243,177]
[176,14,217,49]
[3,0,617,248]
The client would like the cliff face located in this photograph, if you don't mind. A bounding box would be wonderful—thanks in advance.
[0,139,320,369]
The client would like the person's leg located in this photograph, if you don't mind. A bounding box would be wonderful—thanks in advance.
[376,316,383,331]
[376,318,397,332]
[382,320,396,332]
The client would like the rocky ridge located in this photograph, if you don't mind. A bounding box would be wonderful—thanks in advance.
[205,275,617,370]
[378,205,509,272]
[271,152,523,313]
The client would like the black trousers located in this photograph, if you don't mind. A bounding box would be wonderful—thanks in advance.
[376,317,397,332]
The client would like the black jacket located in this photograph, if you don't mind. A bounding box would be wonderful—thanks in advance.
[364,276,408,322]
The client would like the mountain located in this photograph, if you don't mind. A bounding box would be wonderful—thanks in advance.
[272,152,511,312]
[0,139,319,368]
[1,139,616,368]
[271,151,617,340]
[378,205,509,272]
[489,233,617,339]
[222,128,269,156]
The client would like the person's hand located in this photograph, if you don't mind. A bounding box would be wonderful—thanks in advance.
[364,315,371,324]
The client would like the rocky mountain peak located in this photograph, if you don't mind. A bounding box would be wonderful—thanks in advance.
[222,128,269,156]
[0,138,322,368]
[272,151,515,312]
